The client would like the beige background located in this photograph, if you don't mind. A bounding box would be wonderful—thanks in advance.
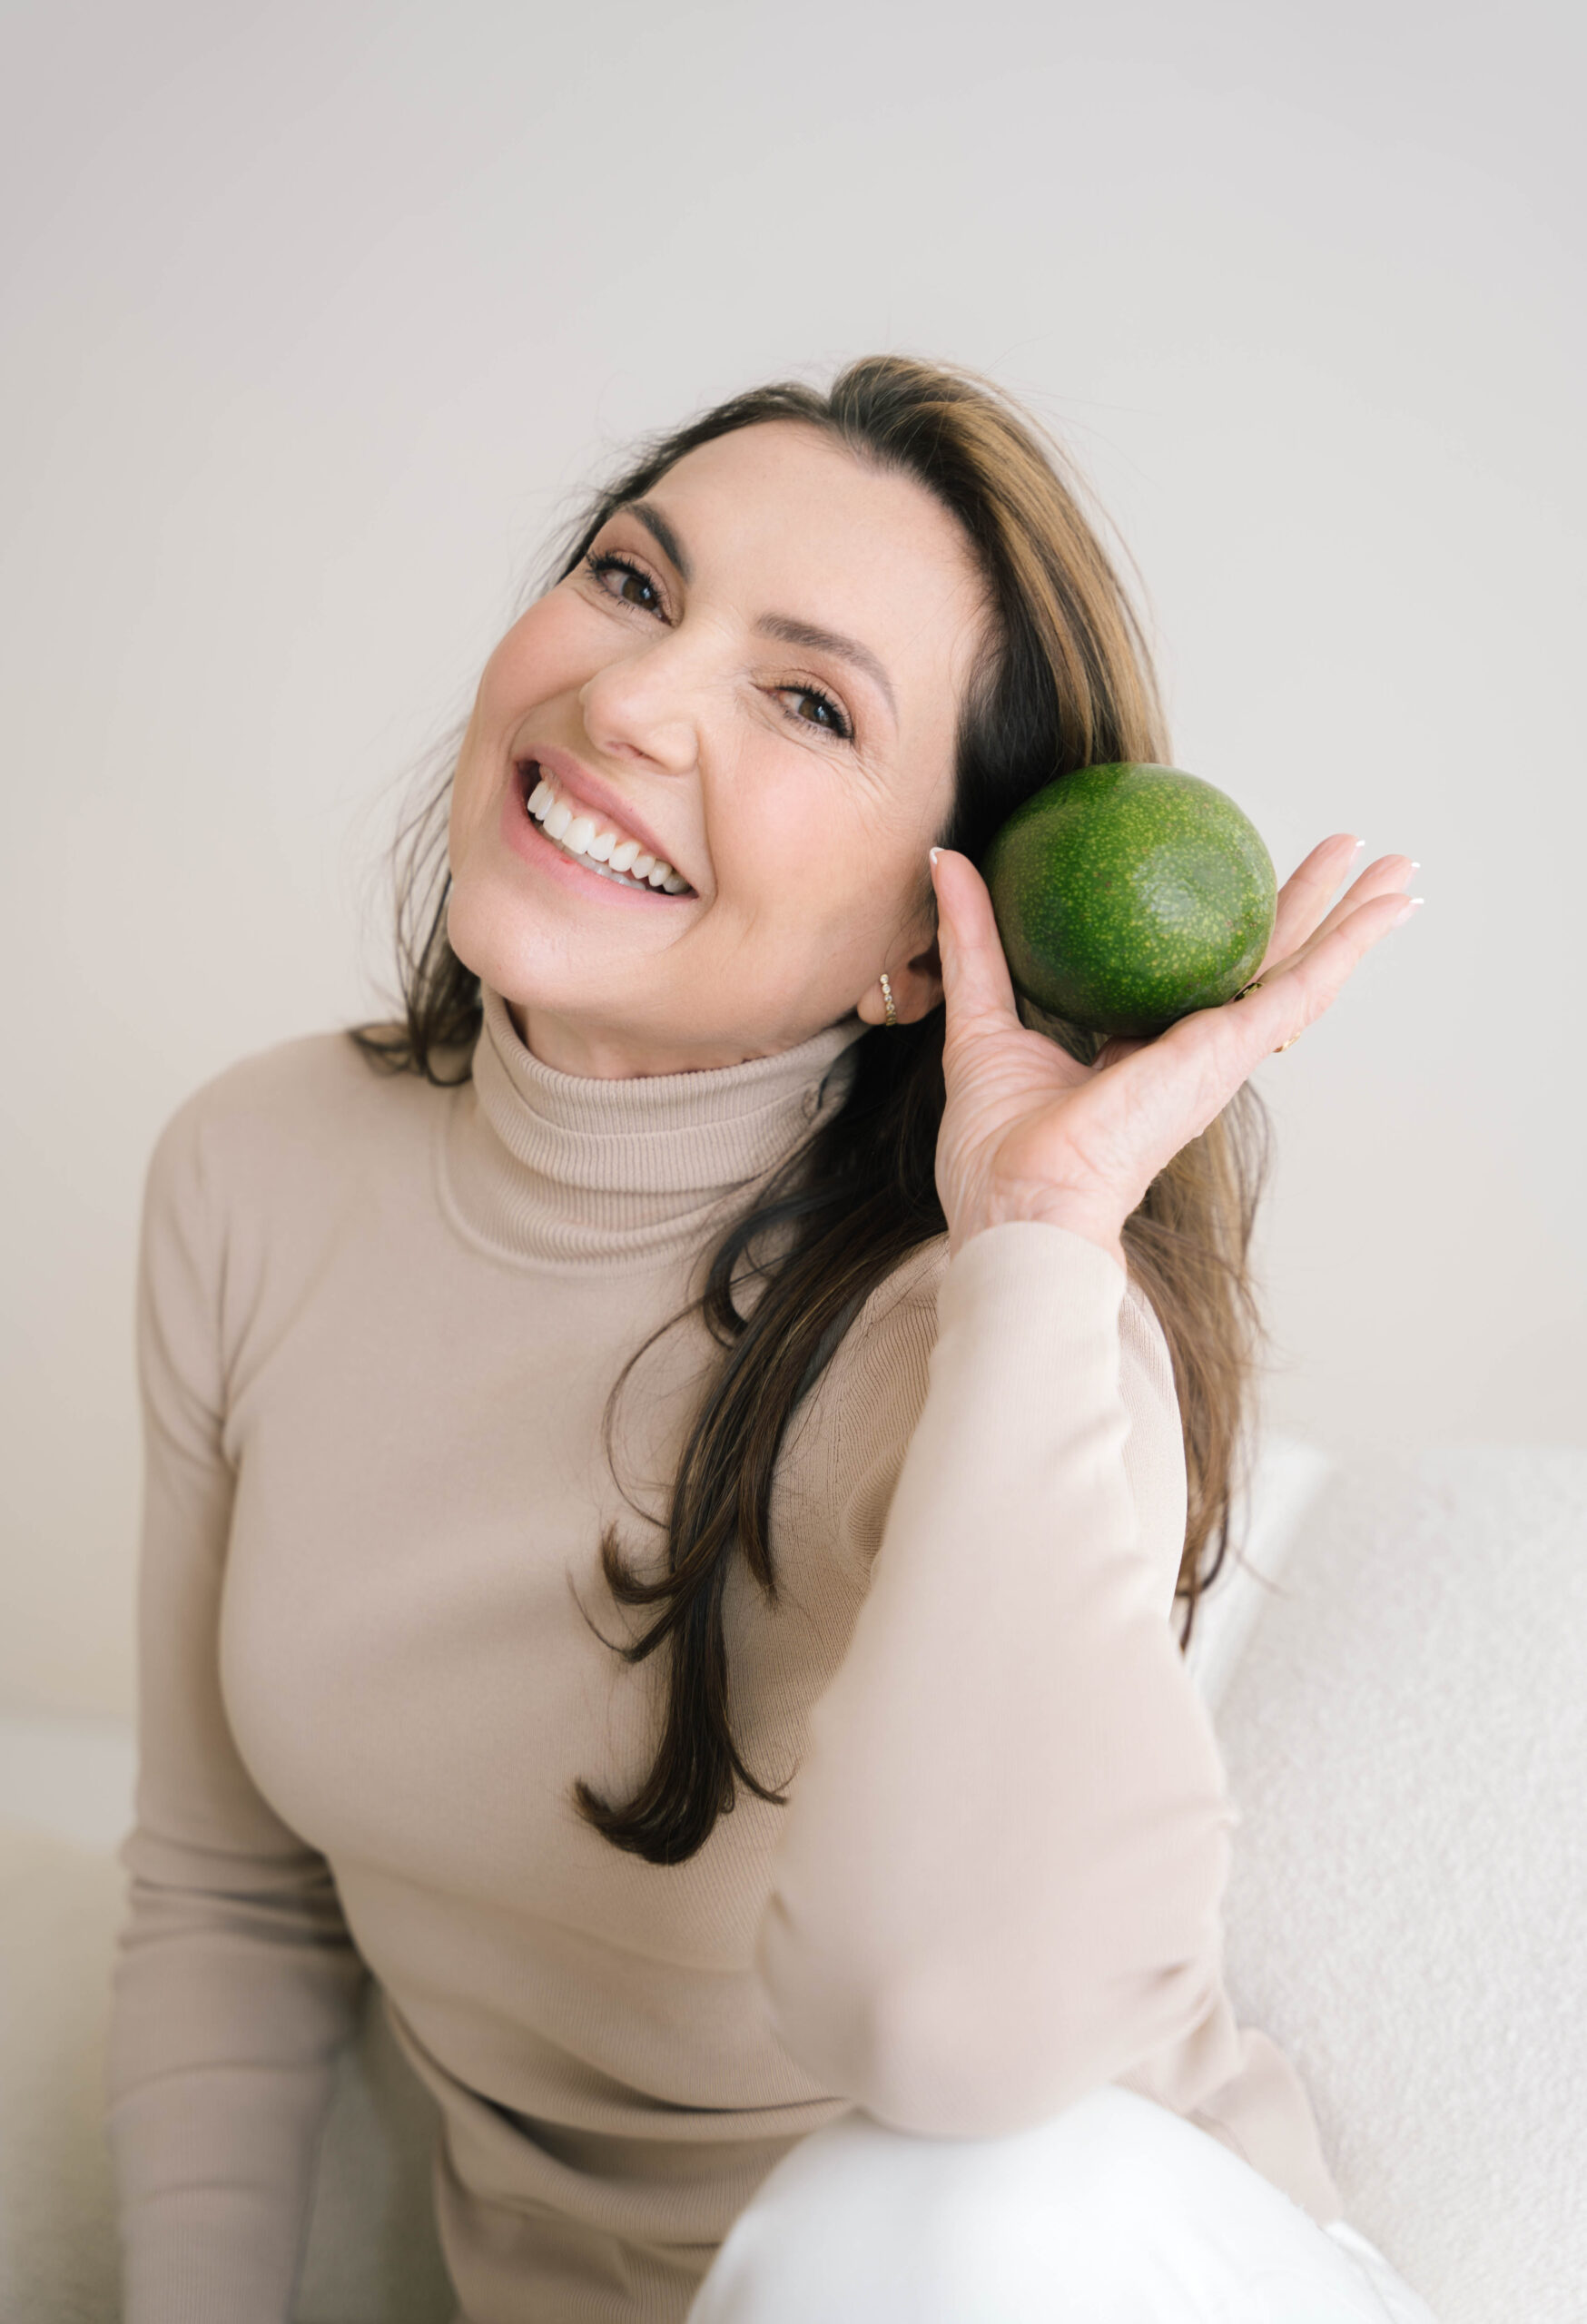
[3,0,1582,1718]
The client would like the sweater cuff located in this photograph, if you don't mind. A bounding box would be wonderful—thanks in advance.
[939,1218,1128,1351]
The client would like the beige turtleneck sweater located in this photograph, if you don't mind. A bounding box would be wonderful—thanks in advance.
[105,980,1342,2324]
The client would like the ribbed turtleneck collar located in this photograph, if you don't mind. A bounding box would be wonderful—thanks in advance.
[437,981,875,1272]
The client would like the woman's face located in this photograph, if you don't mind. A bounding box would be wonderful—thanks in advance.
[446,419,990,1077]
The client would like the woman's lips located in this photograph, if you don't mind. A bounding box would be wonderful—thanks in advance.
[514,739,688,881]
[498,763,697,907]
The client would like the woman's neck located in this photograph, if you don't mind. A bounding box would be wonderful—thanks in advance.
[505,996,861,1082]
[437,982,873,1271]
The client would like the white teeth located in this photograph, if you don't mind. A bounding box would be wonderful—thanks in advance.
[524,771,691,894]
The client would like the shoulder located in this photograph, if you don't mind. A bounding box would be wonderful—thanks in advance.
[848,1232,951,1340]
[139,1022,467,1313]
[145,1022,449,1218]
[774,1236,949,1579]
[136,1021,470,1409]
[824,1234,952,1433]
[826,1232,1178,1428]
[802,1229,1186,1591]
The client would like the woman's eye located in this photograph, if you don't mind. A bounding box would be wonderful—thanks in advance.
[782,686,853,741]
[584,551,665,615]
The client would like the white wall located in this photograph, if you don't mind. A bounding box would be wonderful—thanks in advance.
[3,0,1582,1717]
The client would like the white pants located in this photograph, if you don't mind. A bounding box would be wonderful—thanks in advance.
[685,2086,1442,2324]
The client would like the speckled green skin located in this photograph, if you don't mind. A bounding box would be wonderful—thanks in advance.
[984,763,1277,1037]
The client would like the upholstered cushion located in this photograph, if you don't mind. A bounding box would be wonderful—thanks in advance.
[0,1817,125,2323]
[0,1812,454,2323]
[1211,1446,1587,2324]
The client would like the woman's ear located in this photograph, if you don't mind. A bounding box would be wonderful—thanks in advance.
[856,927,944,1027]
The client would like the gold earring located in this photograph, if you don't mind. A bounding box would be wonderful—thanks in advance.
[879,971,898,1028]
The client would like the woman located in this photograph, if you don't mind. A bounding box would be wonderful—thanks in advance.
[105,357,1435,2322]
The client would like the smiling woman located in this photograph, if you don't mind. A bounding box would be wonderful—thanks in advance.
[362,366,1268,1871]
[104,356,1431,2324]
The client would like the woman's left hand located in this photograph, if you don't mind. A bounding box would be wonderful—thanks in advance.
[930,833,1420,1270]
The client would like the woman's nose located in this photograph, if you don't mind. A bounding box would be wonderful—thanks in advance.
[578,643,700,774]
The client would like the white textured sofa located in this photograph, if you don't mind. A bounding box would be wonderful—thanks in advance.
[3,1441,1582,2324]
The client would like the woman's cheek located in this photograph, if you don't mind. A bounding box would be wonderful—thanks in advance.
[734,777,859,921]
[481,592,600,720]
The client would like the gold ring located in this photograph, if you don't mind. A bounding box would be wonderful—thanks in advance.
[1273,1033,1301,1053]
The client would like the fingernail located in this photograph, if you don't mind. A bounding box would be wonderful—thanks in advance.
[1410,860,1421,870]
[929,847,941,866]
[1396,896,1424,921]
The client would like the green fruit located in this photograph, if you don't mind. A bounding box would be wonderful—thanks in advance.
[983,763,1276,1037]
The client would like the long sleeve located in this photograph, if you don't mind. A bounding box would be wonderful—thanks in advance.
[754,1219,1236,2138]
[104,1091,370,2324]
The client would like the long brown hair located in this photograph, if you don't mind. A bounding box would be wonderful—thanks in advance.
[350,355,1270,1866]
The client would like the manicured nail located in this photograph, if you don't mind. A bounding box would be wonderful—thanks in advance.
[929,847,941,865]
[1396,896,1424,921]
[1410,860,1421,870]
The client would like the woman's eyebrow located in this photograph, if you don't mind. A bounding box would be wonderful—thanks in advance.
[623,499,693,583]
[754,614,897,720]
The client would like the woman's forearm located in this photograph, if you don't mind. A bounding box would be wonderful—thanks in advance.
[754,1218,1234,2137]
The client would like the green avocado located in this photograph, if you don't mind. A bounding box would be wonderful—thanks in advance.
[983,763,1276,1038]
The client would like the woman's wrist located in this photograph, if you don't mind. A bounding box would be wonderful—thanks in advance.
[949,1201,1129,1276]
